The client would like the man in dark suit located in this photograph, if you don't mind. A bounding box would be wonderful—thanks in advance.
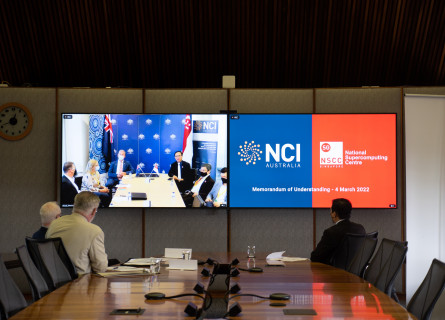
[61,161,80,206]
[182,163,215,207]
[106,150,135,188]
[168,151,193,193]
[310,198,365,264]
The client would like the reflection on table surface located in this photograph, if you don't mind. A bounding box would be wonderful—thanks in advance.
[110,174,185,207]
[10,253,415,320]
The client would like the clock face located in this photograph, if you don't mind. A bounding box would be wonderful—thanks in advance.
[0,102,33,140]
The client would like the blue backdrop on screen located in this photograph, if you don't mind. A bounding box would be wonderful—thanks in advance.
[109,114,185,174]
[229,114,313,207]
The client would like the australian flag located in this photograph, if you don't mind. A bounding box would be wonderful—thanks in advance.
[103,114,114,171]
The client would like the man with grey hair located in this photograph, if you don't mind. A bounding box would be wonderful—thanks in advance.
[32,202,61,239]
[46,191,108,274]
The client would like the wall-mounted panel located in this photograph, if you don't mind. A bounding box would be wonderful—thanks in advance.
[146,209,227,257]
[230,89,313,113]
[0,87,56,252]
[146,89,227,113]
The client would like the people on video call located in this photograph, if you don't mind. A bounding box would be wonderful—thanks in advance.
[61,161,80,206]
[205,167,227,207]
[81,159,111,208]
[106,150,135,188]
[310,198,365,265]
[183,163,215,207]
[168,151,193,193]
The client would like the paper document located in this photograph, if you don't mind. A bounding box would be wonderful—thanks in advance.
[266,251,286,260]
[123,258,158,266]
[266,251,309,262]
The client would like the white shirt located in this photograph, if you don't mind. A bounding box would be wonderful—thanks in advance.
[177,162,182,180]
[215,184,227,203]
[191,175,208,194]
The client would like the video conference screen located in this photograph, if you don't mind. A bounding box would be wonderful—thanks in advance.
[61,113,396,209]
[229,114,397,208]
[61,114,228,208]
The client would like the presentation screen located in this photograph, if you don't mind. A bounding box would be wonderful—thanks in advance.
[229,114,397,208]
[61,113,227,208]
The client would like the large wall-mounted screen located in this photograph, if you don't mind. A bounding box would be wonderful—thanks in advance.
[61,114,227,208]
[229,114,397,208]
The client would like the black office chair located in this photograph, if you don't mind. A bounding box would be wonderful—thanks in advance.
[0,255,28,319]
[15,245,50,301]
[25,238,73,291]
[364,238,408,302]
[330,233,367,270]
[347,231,379,277]
[37,242,72,289]
[25,237,78,281]
[407,259,445,320]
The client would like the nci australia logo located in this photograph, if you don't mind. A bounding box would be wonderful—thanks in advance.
[238,141,301,168]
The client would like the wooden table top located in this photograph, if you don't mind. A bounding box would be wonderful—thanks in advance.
[11,253,415,319]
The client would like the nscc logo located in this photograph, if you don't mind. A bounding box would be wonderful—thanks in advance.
[320,142,343,167]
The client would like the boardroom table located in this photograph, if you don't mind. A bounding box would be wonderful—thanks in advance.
[10,253,415,319]
[109,174,185,207]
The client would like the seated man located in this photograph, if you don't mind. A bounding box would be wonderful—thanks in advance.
[168,151,194,193]
[310,198,365,265]
[46,191,108,274]
[205,167,228,207]
[106,150,135,188]
[183,163,215,207]
[61,161,79,206]
[32,202,61,239]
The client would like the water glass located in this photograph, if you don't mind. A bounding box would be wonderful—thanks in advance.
[182,250,191,260]
[247,245,256,258]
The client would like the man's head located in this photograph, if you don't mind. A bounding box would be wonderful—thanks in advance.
[220,167,228,183]
[174,151,183,163]
[63,161,76,178]
[73,191,100,222]
[118,150,126,161]
[40,202,61,227]
[200,163,211,177]
[330,198,352,223]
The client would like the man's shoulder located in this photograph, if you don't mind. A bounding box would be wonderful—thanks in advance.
[336,219,365,233]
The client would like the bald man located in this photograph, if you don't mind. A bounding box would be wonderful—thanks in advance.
[32,202,62,240]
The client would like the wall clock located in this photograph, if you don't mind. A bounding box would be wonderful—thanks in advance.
[0,102,33,141]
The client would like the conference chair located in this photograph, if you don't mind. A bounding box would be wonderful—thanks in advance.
[364,238,408,302]
[15,245,49,301]
[347,231,379,277]
[330,233,367,270]
[25,238,73,291]
[407,259,445,320]
[25,237,78,281]
[0,255,28,319]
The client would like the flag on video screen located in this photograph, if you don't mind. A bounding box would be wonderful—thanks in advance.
[182,114,193,163]
[103,114,113,170]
